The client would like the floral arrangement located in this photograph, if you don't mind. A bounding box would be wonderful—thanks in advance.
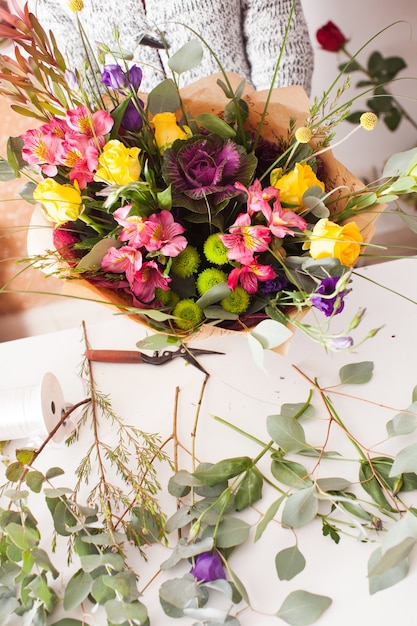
[1,3,417,626]
[1,2,417,351]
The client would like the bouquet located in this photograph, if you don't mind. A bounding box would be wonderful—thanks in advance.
[0,2,416,352]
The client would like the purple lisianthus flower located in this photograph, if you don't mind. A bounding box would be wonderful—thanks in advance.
[262,274,289,294]
[102,64,143,92]
[162,134,257,215]
[329,336,354,350]
[121,99,144,132]
[310,276,345,317]
[102,64,127,89]
[190,552,226,582]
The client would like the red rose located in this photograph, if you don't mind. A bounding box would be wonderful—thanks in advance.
[316,21,347,52]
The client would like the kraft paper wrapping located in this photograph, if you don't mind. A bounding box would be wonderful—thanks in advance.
[41,74,381,349]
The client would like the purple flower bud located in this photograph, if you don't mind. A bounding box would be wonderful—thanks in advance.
[190,551,226,582]
[329,336,354,350]
[127,65,143,92]
[310,276,345,317]
[102,64,127,89]
[121,99,144,132]
[65,69,79,91]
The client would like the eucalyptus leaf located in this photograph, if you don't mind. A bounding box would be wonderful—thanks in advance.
[15,448,36,464]
[276,590,332,625]
[0,156,18,181]
[136,334,180,352]
[368,537,416,578]
[160,537,214,570]
[49,620,91,626]
[316,477,352,492]
[389,443,417,476]
[281,402,314,420]
[168,39,204,74]
[5,523,39,550]
[270,458,312,489]
[25,470,44,493]
[159,577,207,618]
[147,78,181,115]
[234,467,263,511]
[386,403,417,437]
[382,147,417,178]
[368,548,409,594]
[250,319,293,349]
[45,467,65,479]
[254,496,285,542]
[267,414,308,453]
[339,361,374,385]
[104,599,148,624]
[63,569,93,610]
[76,238,119,271]
[195,113,236,138]
[214,517,251,548]
[193,456,252,487]
[164,505,193,534]
[80,552,124,573]
[31,548,59,579]
[281,486,319,528]
[101,571,139,602]
[5,461,25,482]
[276,545,306,581]
[196,282,231,309]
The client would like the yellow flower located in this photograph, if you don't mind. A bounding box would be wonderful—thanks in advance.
[360,112,378,131]
[152,112,189,153]
[295,126,312,143]
[271,163,325,208]
[68,0,84,11]
[309,218,363,267]
[95,140,141,185]
[33,178,83,225]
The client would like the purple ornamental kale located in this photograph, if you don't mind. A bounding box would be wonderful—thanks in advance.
[190,552,226,582]
[162,134,257,215]
[310,276,345,317]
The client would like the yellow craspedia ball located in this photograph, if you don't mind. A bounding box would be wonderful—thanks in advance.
[68,0,84,11]
[295,126,312,143]
[360,112,378,131]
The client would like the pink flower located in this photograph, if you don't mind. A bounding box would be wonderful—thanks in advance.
[268,198,307,238]
[131,260,171,302]
[57,135,99,188]
[227,258,275,294]
[101,245,143,284]
[66,105,113,146]
[235,179,279,219]
[113,205,148,248]
[20,122,67,176]
[143,210,187,257]
[219,213,271,265]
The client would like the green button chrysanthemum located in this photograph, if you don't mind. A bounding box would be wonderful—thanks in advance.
[196,268,228,296]
[171,246,200,278]
[221,286,250,314]
[203,233,229,265]
[173,299,203,331]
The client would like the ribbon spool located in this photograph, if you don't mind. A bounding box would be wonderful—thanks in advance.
[0,372,76,443]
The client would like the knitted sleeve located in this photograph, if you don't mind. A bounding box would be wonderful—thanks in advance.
[241,0,314,94]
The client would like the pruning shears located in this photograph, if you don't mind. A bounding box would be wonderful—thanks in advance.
[85,345,224,376]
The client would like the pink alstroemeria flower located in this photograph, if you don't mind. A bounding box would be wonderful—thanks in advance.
[66,105,114,146]
[20,120,68,176]
[144,210,187,257]
[101,245,143,284]
[57,135,99,188]
[131,260,171,302]
[235,179,279,219]
[219,213,271,265]
[113,205,148,248]
[227,258,275,294]
[268,198,307,238]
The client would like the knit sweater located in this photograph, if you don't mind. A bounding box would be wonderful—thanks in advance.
[27,0,314,94]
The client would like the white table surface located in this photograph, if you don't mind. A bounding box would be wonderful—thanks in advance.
[1,257,417,625]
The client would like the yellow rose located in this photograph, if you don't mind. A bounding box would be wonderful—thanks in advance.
[152,112,188,153]
[309,218,363,267]
[33,178,83,225]
[95,139,141,185]
[271,163,325,208]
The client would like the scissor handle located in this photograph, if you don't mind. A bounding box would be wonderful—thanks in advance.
[85,349,145,364]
